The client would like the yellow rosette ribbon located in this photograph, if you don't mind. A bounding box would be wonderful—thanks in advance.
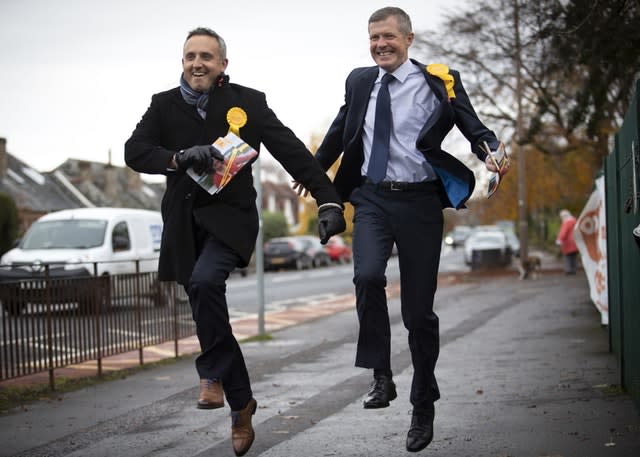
[427,63,456,100]
[220,107,249,189]
[226,107,248,136]
[219,142,252,188]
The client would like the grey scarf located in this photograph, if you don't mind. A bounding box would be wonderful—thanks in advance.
[179,74,209,119]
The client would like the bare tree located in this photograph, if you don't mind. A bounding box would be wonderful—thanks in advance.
[413,0,640,162]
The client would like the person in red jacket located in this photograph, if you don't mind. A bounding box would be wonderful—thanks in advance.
[556,209,579,274]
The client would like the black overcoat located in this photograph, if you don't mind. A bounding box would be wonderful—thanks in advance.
[125,79,341,285]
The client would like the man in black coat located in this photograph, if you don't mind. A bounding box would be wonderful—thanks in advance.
[313,6,507,453]
[125,27,345,457]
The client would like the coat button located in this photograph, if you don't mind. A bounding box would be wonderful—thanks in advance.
[185,193,192,200]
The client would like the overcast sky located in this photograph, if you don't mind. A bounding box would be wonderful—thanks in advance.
[0,0,466,176]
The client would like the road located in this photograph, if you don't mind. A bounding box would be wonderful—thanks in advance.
[3,268,640,456]
[0,245,468,376]
[16,247,636,457]
[225,244,468,318]
[2,247,485,457]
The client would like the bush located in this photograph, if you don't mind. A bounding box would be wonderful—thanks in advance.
[305,215,318,235]
[0,192,19,256]
[262,211,288,241]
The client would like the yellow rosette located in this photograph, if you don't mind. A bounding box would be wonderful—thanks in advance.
[427,63,456,100]
[226,107,248,135]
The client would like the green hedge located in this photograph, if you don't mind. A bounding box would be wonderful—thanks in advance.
[0,192,19,256]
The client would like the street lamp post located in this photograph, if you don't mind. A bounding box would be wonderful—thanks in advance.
[254,157,265,335]
[514,0,529,271]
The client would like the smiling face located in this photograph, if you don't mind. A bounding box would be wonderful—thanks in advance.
[182,34,228,92]
[368,15,414,73]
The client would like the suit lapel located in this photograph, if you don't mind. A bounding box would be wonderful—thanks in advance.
[353,68,378,108]
[346,68,377,149]
[169,88,203,123]
[425,73,448,102]
[203,82,236,143]
[410,59,448,102]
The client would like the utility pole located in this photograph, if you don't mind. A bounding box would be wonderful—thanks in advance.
[513,0,529,274]
[254,156,265,335]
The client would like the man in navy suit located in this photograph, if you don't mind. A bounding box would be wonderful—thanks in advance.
[314,6,507,452]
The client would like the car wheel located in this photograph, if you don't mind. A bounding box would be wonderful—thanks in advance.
[471,251,481,271]
[78,276,111,314]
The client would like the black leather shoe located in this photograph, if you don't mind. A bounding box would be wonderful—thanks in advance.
[363,374,397,409]
[406,406,435,452]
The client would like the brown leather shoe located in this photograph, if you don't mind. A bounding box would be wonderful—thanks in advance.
[231,398,257,456]
[197,378,224,409]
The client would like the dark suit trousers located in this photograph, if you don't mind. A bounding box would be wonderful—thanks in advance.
[350,181,443,407]
[186,229,251,411]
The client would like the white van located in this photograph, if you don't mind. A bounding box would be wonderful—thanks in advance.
[1,207,162,275]
[0,208,163,314]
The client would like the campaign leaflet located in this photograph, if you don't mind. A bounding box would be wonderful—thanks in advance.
[483,142,508,199]
[187,132,258,195]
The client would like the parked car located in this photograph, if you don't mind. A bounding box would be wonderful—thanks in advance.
[463,229,512,270]
[473,224,520,258]
[444,225,472,248]
[263,237,314,271]
[325,235,352,263]
[0,207,163,315]
[296,236,332,268]
[503,229,521,257]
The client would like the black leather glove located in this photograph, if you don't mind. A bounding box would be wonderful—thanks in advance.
[175,145,224,175]
[318,203,346,245]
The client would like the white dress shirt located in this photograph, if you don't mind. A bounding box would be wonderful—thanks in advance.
[362,59,440,182]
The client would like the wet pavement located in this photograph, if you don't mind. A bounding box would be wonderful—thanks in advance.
[1,254,639,456]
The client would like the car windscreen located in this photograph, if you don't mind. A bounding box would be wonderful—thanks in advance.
[471,233,505,244]
[21,220,108,249]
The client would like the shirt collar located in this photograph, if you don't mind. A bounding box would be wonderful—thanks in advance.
[377,59,419,84]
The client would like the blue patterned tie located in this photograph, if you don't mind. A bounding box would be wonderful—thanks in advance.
[367,73,394,183]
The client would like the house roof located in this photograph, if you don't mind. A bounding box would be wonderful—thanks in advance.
[1,143,298,218]
[55,158,163,211]
[0,153,85,212]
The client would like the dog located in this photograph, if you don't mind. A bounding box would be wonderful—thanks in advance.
[517,254,542,280]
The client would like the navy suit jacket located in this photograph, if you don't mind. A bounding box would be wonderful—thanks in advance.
[315,59,500,209]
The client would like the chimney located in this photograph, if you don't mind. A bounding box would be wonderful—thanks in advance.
[126,168,143,190]
[104,148,117,199]
[104,165,118,200]
[0,137,7,179]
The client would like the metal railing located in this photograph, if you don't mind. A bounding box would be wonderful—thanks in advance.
[0,261,194,389]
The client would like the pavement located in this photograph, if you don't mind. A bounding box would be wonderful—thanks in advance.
[1,250,640,456]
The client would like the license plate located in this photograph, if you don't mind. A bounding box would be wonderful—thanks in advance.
[271,257,285,264]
